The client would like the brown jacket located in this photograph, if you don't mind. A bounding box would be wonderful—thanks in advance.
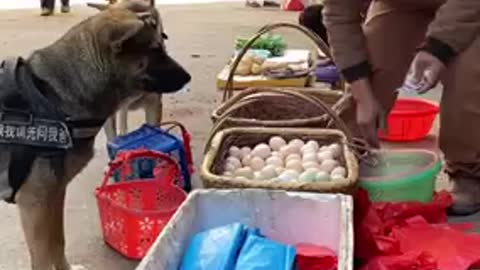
[322,0,480,82]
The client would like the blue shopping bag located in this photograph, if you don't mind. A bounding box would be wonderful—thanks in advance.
[235,232,296,270]
[179,223,248,270]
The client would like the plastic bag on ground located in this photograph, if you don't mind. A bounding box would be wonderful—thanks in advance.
[355,188,480,270]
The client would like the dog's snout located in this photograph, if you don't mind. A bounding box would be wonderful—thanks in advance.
[145,51,192,93]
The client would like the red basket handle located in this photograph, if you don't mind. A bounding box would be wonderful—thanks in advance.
[101,149,180,188]
[160,121,194,170]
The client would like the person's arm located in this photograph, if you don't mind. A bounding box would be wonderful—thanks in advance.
[322,0,370,83]
[421,0,480,65]
[322,0,382,148]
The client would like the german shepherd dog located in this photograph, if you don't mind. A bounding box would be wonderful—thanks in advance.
[0,0,190,269]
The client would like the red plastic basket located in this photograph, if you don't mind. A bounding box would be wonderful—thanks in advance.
[379,98,439,142]
[95,149,187,260]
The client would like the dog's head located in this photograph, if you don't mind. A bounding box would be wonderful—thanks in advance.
[88,0,191,94]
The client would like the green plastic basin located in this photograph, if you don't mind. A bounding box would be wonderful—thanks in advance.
[358,149,442,203]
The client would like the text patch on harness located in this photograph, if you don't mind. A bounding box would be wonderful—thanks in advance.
[0,111,73,149]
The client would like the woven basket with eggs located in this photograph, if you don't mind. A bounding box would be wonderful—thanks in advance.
[201,127,358,193]
[213,23,354,130]
[202,89,359,193]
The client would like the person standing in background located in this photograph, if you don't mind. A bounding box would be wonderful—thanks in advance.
[40,0,70,16]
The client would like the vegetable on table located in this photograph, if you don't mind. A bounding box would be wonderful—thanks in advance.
[235,34,287,57]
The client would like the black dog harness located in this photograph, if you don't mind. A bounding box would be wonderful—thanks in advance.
[0,57,105,203]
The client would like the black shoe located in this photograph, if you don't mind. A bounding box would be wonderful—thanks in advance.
[41,8,54,16]
[61,5,70,13]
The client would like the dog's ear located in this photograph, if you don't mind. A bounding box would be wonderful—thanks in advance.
[109,19,149,54]
[87,2,110,11]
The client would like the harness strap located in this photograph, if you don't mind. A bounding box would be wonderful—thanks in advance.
[0,57,106,204]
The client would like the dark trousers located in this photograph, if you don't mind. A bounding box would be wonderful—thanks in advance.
[40,0,69,10]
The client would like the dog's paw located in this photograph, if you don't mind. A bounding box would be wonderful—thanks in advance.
[70,265,88,270]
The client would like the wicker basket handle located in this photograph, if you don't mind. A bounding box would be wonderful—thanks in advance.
[223,22,343,102]
[206,88,353,154]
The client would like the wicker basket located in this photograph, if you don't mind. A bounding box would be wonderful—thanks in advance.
[212,22,353,129]
[202,89,359,193]
[201,127,358,193]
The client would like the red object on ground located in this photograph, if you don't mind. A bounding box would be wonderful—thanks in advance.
[282,0,304,11]
[355,189,480,270]
[96,150,187,260]
[296,243,337,270]
[378,98,439,142]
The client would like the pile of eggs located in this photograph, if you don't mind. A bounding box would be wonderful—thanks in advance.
[223,136,347,183]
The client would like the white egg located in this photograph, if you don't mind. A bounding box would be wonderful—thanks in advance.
[275,167,285,175]
[250,156,265,171]
[280,145,299,156]
[320,159,338,173]
[306,140,320,151]
[226,157,242,170]
[286,159,303,172]
[235,176,249,181]
[299,170,318,182]
[301,144,314,153]
[252,143,272,159]
[319,146,329,152]
[269,136,287,151]
[278,170,299,182]
[289,139,305,150]
[266,156,284,167]
[240,146,252,158]
[271,151,285,159]
[302,161,320,170]
[254,171,264,180]
[228,146,242,159]
[315,171,330,182]
[331,166,347,178]
[286,153,302,163]
[328,143,342,158]
[317,150,334,162]
[331,174,346,182]
[302,152,318,163]
[224,162,237,173]
[242,154,252,167]
[234,167,254,179]
[260,165,277,179]
[305,167,320,173]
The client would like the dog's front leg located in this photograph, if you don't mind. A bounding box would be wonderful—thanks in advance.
[103,116,117,142]
[17,189,57,270]
[49,187,70,270]
[118,107,128,135]
[145,94,163,125]
[16,161,71,270]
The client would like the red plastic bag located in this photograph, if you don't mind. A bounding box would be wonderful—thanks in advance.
[296,243,337,270]
[360,252,437,270]
[354,189,480,270]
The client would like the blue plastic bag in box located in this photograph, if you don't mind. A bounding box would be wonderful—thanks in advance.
[179,223,248,270]
[235,232,296,270]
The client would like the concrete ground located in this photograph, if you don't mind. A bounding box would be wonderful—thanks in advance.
[0,2,453,270]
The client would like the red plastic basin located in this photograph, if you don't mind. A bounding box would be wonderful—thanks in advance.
[379,98,439,142]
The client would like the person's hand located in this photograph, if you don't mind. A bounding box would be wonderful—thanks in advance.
[350,78,381,148]
[407,51,445,94]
